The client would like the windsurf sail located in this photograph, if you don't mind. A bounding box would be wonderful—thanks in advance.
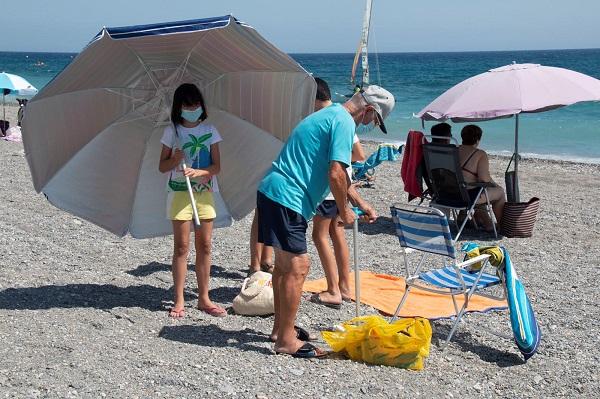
[350,0,373,88]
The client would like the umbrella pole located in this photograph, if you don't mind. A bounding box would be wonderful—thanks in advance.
[2,93,5,122]
[514,114,520,202]
[352,207,365,317]
[353,216,360,317]
[182,161,201,228]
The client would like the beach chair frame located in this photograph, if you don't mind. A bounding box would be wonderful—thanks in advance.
[421,138,497,240]
[390,203,504,346]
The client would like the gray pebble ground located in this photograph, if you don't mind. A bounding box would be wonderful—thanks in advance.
[1,105,599,398]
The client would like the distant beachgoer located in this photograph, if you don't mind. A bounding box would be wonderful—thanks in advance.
[257,84,393,358]
[458,124,506,229]
[158,83,226,318]
[17,99,28,127]
[310,77,372,309]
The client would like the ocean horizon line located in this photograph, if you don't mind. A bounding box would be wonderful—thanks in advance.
[2,47,599,57]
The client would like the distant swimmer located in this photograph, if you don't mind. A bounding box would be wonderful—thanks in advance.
[34,61,45,67]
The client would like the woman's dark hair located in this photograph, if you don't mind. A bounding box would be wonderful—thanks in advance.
[171,83,207,125]
[461,124,483,145]
[314,77,331,102]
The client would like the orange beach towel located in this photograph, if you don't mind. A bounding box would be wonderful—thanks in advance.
[303,271,507,319]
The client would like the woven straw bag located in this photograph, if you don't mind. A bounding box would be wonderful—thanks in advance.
[232,271,274,316]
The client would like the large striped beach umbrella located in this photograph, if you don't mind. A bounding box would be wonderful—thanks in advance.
[416,63,600,202]
[22,15,316,238]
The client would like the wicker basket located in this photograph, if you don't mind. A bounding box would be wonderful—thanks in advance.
[500,197,540,238]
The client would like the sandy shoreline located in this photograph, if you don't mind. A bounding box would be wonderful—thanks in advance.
[1,104,599,397]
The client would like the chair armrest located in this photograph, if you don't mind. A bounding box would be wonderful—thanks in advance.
[466,181,496,188]
[456,254,490,269]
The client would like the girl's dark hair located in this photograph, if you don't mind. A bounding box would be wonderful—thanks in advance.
[171,83,208,125]
[461,124,483,145]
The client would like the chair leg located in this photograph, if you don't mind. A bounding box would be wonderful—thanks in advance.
[483,189,498,238]
[391,285,412,322]
[455,213,470,241]
[442,295,470,348]
[451,294,459,315]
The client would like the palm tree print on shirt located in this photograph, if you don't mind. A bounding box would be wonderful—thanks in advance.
[182,133,213,192]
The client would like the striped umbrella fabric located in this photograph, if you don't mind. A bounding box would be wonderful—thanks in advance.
[0,72,38,96]
[390,205,455,258]
[22,15,316,238]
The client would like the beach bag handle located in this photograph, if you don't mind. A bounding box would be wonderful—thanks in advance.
[505,153,518,203]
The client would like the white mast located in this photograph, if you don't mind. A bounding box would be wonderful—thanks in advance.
[360,0,373,85]
[351,0,373,87]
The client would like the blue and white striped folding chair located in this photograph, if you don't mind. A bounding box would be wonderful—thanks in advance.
[390,203,503,346]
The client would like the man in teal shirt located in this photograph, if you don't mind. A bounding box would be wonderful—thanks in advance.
[257,85,395,358]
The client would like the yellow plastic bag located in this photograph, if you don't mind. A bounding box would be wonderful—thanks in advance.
[322,315,432,370]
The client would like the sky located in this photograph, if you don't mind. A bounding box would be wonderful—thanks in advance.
[1,0,599,54]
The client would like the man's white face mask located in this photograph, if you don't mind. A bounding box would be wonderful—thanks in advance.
[356,108,376,135]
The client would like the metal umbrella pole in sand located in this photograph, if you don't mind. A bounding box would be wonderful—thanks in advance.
[352,207,365,317]
[174,132,201,228]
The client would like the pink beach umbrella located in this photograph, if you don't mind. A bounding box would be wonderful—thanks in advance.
[416,63,600,201]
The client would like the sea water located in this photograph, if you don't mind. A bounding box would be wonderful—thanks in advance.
[1,49,599,163]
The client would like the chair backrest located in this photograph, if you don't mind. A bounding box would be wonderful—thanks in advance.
[390,204,456,259]
[422,143,471,208]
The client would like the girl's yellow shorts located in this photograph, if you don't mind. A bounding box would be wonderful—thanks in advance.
[166,191,216,221]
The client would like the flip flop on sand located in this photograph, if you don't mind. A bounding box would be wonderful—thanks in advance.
[199,306,227,317]
[308,293,342,310]
[275,342,328,359]
[168,307,185,318]
[270,326,317,343]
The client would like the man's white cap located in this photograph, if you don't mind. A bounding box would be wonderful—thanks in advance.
[357,85,395,133]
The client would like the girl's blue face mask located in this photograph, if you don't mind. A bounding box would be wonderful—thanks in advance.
[181,105,203,123]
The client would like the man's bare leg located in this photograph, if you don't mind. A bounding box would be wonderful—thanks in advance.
[271,248,309,354]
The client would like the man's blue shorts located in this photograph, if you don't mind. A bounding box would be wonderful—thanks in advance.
[315,199,338,219]
[257,191,308,254]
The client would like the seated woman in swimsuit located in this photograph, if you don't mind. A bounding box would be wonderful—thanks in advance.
[458,124,506,230]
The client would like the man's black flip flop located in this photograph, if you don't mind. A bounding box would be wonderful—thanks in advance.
[276,342,328,359]
[270,326,317,342]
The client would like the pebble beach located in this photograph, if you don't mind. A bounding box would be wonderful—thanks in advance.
[1,103,599,398]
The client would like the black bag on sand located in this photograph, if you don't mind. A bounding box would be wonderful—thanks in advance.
[500,197,540,238]
[0,120,8,136]
[505,153,519,203]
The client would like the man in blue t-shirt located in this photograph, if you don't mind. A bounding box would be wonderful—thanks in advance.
[257,84,395,358]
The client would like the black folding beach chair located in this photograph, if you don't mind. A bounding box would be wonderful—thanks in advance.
[422,142,497,240]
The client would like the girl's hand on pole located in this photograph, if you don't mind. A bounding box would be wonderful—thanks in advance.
[183,168,199,178]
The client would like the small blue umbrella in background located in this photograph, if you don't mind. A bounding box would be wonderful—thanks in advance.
[0,72,38,120]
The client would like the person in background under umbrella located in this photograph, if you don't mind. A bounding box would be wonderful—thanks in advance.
[458,124,506,230]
